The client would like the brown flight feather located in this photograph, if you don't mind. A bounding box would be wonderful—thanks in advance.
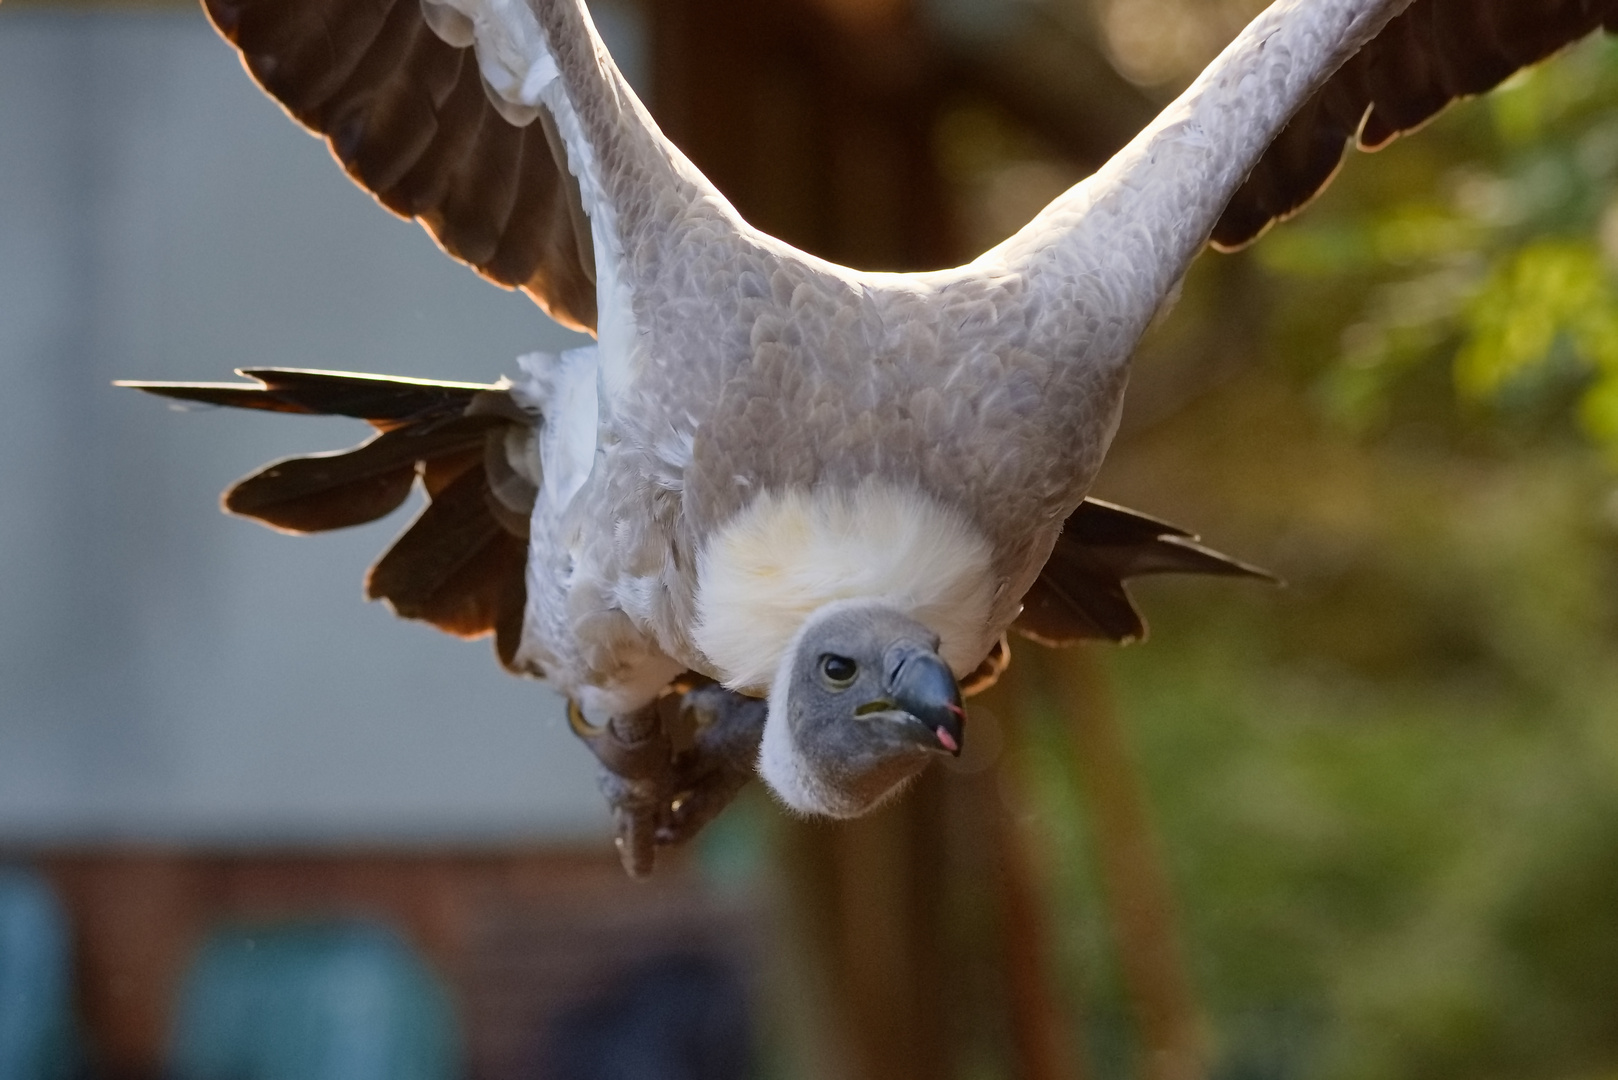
[1213,0,1618,250]
[123,368,535,670]
[1014,499,1276,647]
[203,0,598,331]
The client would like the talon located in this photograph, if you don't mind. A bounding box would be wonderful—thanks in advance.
[615,829,656,879]
[567,697,603,739]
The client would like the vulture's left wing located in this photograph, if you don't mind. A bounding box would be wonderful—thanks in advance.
[1213,0,1617,249]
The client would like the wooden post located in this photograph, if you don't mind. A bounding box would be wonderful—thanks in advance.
[1036,646,1207,1080]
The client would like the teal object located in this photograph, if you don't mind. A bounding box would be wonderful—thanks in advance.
[170,921,462,1080]
[0,867,79,1080]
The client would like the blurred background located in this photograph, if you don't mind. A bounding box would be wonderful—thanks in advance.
[2,0,1617,1078]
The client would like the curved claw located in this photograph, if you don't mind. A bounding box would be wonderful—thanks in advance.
[567,697,604,739]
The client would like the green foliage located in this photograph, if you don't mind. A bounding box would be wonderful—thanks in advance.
[1019,448,1618,1080]
[1258,35,1618,464]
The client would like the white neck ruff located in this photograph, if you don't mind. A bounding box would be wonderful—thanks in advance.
[693,480,996,693]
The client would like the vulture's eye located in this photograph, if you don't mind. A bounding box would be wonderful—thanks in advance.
[819,654,858,688]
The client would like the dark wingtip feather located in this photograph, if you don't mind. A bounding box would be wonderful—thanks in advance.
[1214,0,1613,252]
[365,466,528,647]
[219,416,502,533]
[117,376,322,415]
[235,368,501,423]
[224,452,418,533]
[1133,535,1283,585]
[236,367,498,393]
[1015,570,1148,647]
[1013,500,1277,647]
[131,359,536,671]
[1068,498,1194,543]
[121,368,508,426]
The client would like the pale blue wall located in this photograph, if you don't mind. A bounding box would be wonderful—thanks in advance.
[0,7,645,843]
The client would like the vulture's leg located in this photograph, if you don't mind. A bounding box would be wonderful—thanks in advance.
[569,684,766,876]
[657,684,767,848]
[570,699,675,877]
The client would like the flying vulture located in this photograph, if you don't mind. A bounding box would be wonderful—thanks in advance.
[125,0,1613,874]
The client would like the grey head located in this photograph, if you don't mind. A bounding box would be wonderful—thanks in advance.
[759,600,966,819]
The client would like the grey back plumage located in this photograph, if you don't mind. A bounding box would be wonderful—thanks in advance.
[135,0,1618,725]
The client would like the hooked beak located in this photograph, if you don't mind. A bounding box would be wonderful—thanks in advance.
[884,642,966,756]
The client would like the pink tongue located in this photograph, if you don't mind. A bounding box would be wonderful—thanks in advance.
[935,727,959,754]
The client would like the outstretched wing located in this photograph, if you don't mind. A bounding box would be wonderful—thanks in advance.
[1013,498,1276,646]
[203,0,1618,320]
[120,370,536,671]
[204,0,598,331]
[1213,0,1616,249]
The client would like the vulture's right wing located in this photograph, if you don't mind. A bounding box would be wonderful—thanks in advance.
[205,0,599,331]
[120,369,536,671]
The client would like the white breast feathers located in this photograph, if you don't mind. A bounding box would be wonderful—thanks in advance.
[693,479,997,693]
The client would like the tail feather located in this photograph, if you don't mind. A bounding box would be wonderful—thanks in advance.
[117,368,501,427]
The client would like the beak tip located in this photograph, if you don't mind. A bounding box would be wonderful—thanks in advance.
[886,643,966,757]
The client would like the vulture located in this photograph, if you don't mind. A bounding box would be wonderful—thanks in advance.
[125,0,1613,874]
